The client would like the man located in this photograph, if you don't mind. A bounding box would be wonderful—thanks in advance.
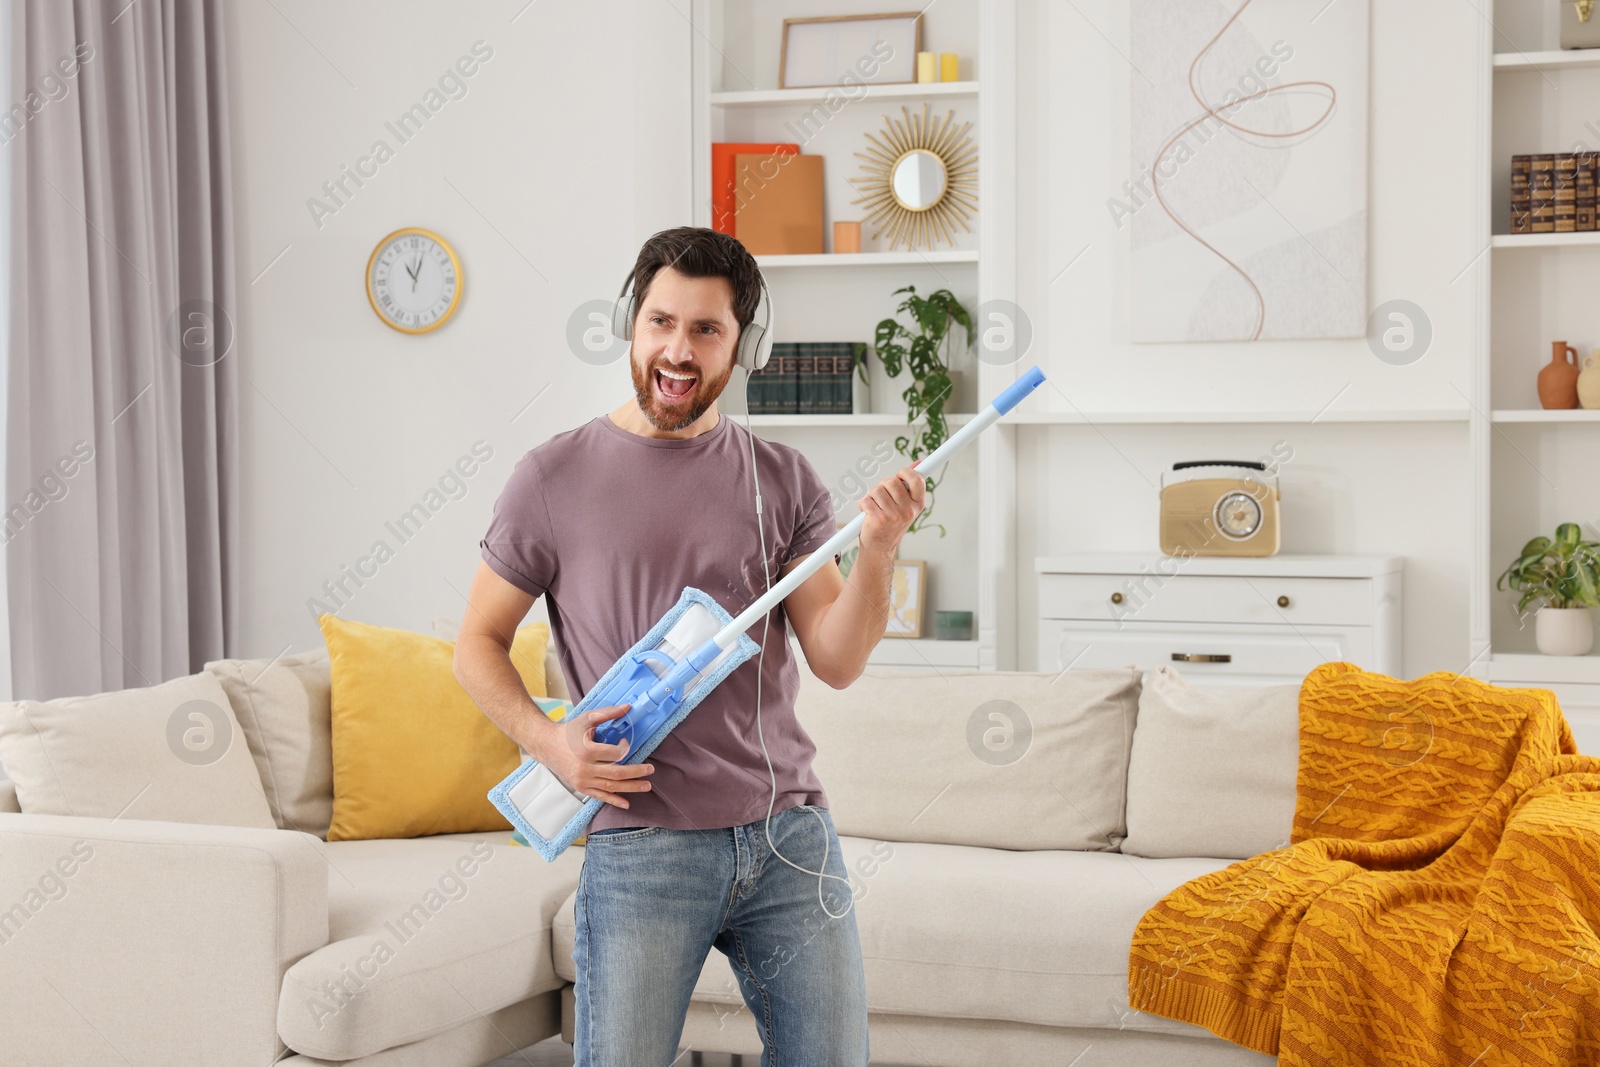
[454,226,924,1066]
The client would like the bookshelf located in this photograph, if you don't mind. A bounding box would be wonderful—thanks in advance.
[1473,4,1600,750]
[691,0,1019,670]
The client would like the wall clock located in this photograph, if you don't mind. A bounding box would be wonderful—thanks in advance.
[365,227,462,334]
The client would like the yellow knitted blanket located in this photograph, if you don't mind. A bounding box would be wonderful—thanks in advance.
[1127,661,1600,1066]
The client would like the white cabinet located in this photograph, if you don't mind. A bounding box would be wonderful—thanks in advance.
[1485,654,1600,756]
[1035,554,1403,687]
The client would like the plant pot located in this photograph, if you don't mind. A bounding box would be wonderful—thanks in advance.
[1536,605,1594,656]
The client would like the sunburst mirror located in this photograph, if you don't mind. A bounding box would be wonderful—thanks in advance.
[849,103,978,252]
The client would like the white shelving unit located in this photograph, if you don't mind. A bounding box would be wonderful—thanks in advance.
[691,0,1018,671]
[1472,5,1600,751]
[713,80,979,108]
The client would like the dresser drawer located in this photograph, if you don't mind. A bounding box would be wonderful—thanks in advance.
[1039,573,1374,627]
[1038,619,1371,685]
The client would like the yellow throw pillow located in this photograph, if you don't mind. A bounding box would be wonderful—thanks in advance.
[318,613,549,841]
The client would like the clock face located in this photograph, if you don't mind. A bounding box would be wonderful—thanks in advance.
[366,229,461,334]
[1214,491,1263,540]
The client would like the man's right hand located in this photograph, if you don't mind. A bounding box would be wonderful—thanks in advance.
[528,702,654,810]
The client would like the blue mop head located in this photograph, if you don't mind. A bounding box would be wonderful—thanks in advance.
[488,586,761,861]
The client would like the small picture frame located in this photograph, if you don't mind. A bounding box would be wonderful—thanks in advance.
[884,559,926,638]
[780,12,923,89]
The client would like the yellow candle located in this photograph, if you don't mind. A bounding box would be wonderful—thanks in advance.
[940,53,958,81]
[916,51,937,83]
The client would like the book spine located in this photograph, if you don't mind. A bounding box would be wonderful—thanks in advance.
[1511,154,1532,234]
[748,355,768,412]
[1531,154,1557,233]
[832,346,849,414]
[796,349,817,415]
[1556,153,1578,233]
[1580,152,1597,232]
[779,351,799,414]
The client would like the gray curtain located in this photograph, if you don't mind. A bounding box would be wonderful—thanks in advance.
[6,0,238,700]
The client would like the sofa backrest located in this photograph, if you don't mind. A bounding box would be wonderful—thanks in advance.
[1120,666,1300,860]
[794,659,1302,861]
[793,658,1142,851]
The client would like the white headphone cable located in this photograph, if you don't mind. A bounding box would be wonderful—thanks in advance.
[738,334,854,922]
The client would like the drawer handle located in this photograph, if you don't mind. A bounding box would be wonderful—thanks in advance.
[1110,592,1124,604]
[1277,595,1291,608]
[1172,653,1232,663]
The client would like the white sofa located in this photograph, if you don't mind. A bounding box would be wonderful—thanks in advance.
[0,641,1289,1066]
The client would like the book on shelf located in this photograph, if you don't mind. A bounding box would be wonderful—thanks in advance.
[1511,153,1599,235]
[1555,154,1578,232]
[710,142,799,236]
[1511,154,1531,234]
[1579,151,1597,231]
[1531,154,1556,233]
[748,342,865,415]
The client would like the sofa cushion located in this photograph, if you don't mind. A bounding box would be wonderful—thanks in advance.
[318,615,548,841]
[795,662,1142,851]
[1121,666,1299,860]
[551,835,1231,1034]
[205,647,335,838]
[0,671,275,829]
[277,830,582,1061]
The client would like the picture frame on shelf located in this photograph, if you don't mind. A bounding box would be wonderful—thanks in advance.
[884,559,926,638]
[780,12,922,89]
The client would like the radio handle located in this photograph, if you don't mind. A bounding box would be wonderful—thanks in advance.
[1171,460,1267,471]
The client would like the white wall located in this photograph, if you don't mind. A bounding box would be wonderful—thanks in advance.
[226,0,693,655]
[227,0,1477,679]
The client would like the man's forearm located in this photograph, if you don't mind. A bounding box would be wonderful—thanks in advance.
[454,635,556,758]
[810,543,897,688]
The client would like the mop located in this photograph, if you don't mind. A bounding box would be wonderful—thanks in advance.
[488,365,1047,862]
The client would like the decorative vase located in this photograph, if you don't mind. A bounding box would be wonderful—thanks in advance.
[1539,341,1580,409]
[1580,350,1600,410]
[1536,605,1594,656]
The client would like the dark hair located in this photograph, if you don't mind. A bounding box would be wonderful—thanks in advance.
[628,226,762,335]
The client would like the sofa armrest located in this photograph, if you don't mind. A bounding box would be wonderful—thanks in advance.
[0,811,328,1064]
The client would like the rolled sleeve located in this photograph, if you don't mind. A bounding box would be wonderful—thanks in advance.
[478,451,557,599]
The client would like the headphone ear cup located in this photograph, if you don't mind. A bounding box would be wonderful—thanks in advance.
[611,291,634,341]
[739,321,767,371]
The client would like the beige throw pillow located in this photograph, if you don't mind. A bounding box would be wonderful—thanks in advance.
[795,661,1142,851]
[0,671,275,829]
[1120,665,1299,860]
[204,647,334,837]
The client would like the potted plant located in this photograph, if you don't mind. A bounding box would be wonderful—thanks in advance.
[1497,522,1600,655]
[871,284,975,538]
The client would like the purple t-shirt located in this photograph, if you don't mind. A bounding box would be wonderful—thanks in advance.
[479,411,838,832]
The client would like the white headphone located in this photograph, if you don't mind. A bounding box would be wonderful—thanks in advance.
[611,267,775,372]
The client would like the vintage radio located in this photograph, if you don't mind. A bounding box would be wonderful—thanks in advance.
[1158,460,1280,558]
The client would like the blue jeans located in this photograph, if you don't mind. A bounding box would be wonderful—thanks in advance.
[572,802,869,1066]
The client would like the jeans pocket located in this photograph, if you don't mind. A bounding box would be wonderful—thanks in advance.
[585,824,664,843]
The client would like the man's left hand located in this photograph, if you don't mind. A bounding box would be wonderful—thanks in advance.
[858,465,926,556]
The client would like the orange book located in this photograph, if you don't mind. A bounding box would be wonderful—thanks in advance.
[712,142,799,235]
[733,153,823,255]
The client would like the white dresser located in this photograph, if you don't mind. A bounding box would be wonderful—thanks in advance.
[1036,554,1403,686]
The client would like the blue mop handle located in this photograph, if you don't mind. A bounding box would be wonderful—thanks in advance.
[706,364,1046,653]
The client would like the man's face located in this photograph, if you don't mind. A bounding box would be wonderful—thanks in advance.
[628,267,740,432]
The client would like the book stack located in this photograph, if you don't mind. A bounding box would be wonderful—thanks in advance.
[748,343,865,414]
[1511,153,1598,233]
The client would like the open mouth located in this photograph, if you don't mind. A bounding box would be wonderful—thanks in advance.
[654,367,698,401]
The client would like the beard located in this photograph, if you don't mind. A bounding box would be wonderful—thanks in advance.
[629,355,735,432]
